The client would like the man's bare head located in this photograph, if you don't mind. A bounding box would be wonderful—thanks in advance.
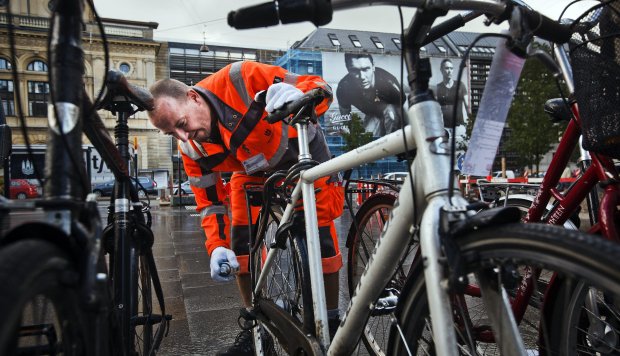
[148,79,213,142]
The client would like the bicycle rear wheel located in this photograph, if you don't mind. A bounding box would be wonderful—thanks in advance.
[0,239,89,355]
[388,223,620,355]
[347,193,417,355]
[251,207,314,355]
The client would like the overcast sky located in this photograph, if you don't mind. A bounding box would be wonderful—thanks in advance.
[93,1,596,50]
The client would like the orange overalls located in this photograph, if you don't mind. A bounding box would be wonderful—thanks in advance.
[179,61,343,275]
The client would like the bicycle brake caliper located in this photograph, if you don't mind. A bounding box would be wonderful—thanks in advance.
[439,205,469,293]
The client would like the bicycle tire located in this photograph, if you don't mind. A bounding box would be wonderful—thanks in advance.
[388,223,620,355]
[0,239,89,355]
[130,251,155,355]
[546,275,620,355]
[347,193,417,355]
[251,207,314,355]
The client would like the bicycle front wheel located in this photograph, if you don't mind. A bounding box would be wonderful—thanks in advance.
[251,208,314,355]
[388,223,620,355]
[0,239,90,355]
[130,251,155,355]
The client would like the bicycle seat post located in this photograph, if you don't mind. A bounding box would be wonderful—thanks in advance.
[292,111,331,348]
[112,105,133,171]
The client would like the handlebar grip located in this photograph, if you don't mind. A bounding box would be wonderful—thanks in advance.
[264,87,329,124]
[228,0,333,29]
[519,6,572,44]
[227,2,279,29]
[278,0,332,26]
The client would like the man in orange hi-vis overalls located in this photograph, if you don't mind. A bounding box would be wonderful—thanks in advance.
[148,61,343,355]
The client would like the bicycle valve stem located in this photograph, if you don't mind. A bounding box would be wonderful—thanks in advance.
[219,262,233,277]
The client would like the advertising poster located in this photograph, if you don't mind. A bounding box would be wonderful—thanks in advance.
[321,52,470,138]
[321,52,408,136]
[428,57,471,132]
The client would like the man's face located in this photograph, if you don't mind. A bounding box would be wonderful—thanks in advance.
[349,57,375,90]
[149,90,212,143]
[441,61,454,80]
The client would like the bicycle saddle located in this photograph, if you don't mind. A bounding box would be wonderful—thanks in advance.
[96,70,154,113]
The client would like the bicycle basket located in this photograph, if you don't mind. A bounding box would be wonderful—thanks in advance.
[571,3,620,158]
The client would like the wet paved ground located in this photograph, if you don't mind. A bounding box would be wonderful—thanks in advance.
[2,196,593,355]
[1,198,357,355]
[153,202,355,355]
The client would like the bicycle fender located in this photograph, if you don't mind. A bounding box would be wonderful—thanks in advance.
[0,222,80,262]
[451,206,522,237]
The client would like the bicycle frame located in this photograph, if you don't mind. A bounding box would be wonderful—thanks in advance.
[521,44,620,240]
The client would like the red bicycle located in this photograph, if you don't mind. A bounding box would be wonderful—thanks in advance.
[493,3,620,354]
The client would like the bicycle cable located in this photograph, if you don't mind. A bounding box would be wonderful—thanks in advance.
[86,0,112,113]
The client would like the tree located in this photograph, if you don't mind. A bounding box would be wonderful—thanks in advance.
[504,44,565,173]
[342,112,374,152]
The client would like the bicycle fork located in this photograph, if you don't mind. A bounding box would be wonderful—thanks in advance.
[410,101,526,356]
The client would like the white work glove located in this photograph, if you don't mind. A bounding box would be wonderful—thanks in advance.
[265,82,303,113]
[210,246,239,282]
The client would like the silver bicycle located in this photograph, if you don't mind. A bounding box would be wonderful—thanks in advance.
[228,1,620,355]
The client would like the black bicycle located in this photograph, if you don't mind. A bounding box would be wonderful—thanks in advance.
[0,0,169,355]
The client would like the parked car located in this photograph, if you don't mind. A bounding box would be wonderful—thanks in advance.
[492,170,516,179]
[92,180,115,197]
[92,177,157,197]
[9,179,39,199]
[136,176,157,195]
[383,172,408,181]
[173,180,191,195]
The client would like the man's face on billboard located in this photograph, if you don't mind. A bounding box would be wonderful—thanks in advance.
[349,57,375,90]
[441,61,454,81]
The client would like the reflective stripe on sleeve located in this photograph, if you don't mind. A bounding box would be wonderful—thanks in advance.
[229,61,252,107]
[191,140,209,157]
[199,205,228,218]
[189,173,219,188]
[179,141,202,160]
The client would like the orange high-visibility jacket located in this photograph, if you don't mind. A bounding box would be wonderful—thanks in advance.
[179,61,333,255]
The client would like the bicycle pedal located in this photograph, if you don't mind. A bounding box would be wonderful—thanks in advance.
[238,308,258,330]
[18,324,58,353]
[132,313,169,326]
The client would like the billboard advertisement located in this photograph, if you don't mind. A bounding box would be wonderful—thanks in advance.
[428,57,471,141]
[321,52,470,138]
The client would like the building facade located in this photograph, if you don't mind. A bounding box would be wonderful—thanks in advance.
[0,0,169,188]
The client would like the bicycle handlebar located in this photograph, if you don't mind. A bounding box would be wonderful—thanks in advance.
[263,87,330,124]
[228,0,572,44]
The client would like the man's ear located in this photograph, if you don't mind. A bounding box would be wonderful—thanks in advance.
[187,89,199,103]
